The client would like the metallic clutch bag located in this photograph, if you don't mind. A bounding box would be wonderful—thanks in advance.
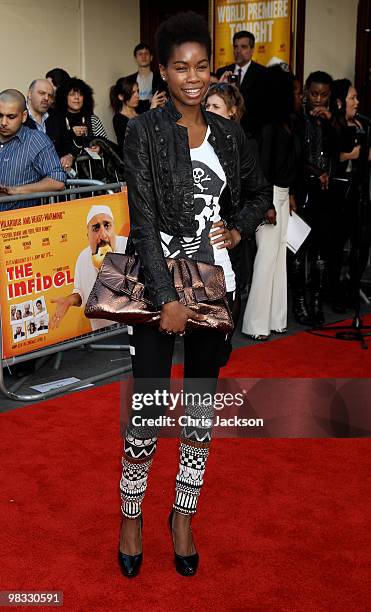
[84,252,234,335]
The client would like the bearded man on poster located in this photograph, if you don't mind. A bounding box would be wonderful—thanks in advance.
[50,205,127,331]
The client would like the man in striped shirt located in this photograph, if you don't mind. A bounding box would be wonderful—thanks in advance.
[0,89,66,211]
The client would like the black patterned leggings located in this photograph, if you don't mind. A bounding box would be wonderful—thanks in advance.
[120,318,229,518]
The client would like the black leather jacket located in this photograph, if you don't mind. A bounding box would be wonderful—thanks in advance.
[124,99,272,308]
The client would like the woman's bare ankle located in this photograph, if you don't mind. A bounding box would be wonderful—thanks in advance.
[171,511,196,556]
[119,516,142,555]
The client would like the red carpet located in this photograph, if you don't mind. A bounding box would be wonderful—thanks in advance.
[174,314,371,378]
[1,325,371,610]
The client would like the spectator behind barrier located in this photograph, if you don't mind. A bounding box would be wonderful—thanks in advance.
[110,76,168,156]
[0,89,65,211]
[54,77,108,163]
[126,42,167,114]
[26,79,54,130]
[110,77,139,154]
[204,82,245,122]
[25,78,74,172]
[45,67,71,97]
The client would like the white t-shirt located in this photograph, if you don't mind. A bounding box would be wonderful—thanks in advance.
[160,126,235,292]
[74,235,127,330]
[137,73,153,101]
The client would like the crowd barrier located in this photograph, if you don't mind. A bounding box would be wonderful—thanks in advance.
[0,181,131,402]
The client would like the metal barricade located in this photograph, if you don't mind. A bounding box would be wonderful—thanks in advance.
[0,179,123,204]
[0,181,131,402]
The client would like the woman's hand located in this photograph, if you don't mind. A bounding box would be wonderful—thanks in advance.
[72,125,88,137]
[319,172,329,190]
[209,221,241,249]
[160,300,206,335]
[150,90,167,109]
[265,207,277,224]
[289,195,297,216]
[310,107,332,120]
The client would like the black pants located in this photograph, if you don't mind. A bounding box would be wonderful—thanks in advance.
[129,290,234,381]
[329,180,371,304]
[130,321,226,381]
[293,180,334,303]
[301,180,333,264]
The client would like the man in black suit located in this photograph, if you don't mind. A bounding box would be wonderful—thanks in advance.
[126,43,167,114]
[216,31,267,137]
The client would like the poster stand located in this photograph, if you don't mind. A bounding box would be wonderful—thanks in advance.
[0,181,132,402]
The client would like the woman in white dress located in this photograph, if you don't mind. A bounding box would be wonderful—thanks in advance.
[243,67,301,340]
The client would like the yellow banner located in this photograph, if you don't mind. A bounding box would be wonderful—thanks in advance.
[214,0,292,70]
[0,192,130,359]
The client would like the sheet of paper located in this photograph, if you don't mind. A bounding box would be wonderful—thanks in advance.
[30,377,93,393]
[287,211,311,254]
[84,147,101,160]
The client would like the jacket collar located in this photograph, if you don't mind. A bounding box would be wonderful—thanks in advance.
[163,97,229,132]
[163,98,182,121]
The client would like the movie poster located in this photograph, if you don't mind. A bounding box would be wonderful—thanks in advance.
[214,0,293,70]
[0,192,130,359]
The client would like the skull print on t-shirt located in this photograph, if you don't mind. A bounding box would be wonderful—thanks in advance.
[160,127,236,292]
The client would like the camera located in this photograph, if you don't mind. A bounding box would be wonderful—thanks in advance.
[228,74,238,84]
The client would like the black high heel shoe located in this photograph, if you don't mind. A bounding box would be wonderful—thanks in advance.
[118,515,143,578]
[168,510,199,577]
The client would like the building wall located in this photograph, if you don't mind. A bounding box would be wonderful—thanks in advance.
[0,0,81,92]
[0,0,140,140]
[303,0,358,81]
[83,0,140,138]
